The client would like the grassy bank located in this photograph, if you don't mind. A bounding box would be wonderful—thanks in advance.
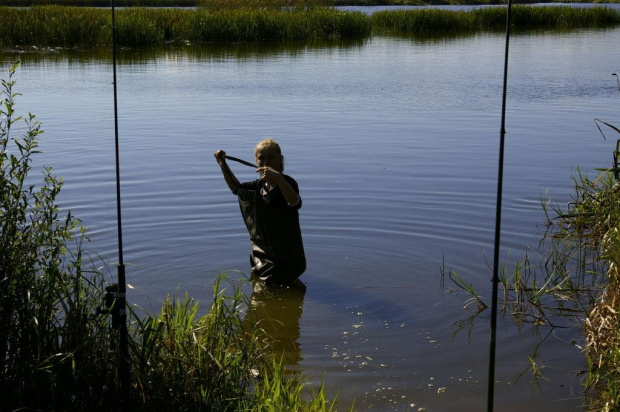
[560,166,620,410]
[0,62,350,411]
[542,163,620,410]
[1,4,619,48]
[445,145,620,407]
[3,0,620,6]
[371,4,620,34]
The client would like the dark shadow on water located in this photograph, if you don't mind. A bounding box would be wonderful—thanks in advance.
[244,277,307,368]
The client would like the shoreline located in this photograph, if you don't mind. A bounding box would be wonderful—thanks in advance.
[2,0,619,7]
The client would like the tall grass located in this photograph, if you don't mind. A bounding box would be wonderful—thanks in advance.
[1,63,350,411]
[1,61,118,410]
[371,5,620,34]
[445,144,620,406]
[0,0,197,5]
[1,5,618,48]
[199,0,333,11]
[0,6,371,48]
[129,278,350,411]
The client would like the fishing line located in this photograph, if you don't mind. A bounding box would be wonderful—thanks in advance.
[487,0,513,410]
[110,0,130,404]
[225,154,257,168]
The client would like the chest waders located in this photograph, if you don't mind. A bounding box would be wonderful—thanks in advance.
[226,155,306,284]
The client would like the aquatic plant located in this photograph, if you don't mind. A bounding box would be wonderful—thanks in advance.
[0,6,371,48]
[445,125,620,407]
[1,5,618,49]
[198,0,333,11]
[371,5,620,34]
[0,6,109,48]
[581,119,620,411]
[0,0,197,5]
[0,61,118,410]
[129,277,350,411]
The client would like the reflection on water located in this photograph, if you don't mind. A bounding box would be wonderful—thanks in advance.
[4,25,619,410]
[4,39,370,65]
[244,278,307,368]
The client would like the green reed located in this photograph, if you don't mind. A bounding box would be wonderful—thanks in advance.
[371,5,620,34]
[0,0,197,5]
[198,0,333,11]
[1,63,348,411]
[2,5,619,49]
[128,278,345,411]
[0,6,109,48]
[0,6,371,48]
[1,61,118,410]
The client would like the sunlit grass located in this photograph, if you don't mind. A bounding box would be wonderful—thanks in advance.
[1,5,619,48]
[0,6,371,47]
[371,5,620,34]
[129,278,351,410]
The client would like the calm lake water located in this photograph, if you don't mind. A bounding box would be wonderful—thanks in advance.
[2,10,620,410]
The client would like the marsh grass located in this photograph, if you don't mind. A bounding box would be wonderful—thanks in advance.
[1,5,619,48]
[446,142,620,407]
[447,169,613,327]
[1,61,119,410]
[0,0,197,5]
[371,5,620,35]
[199,0,333,11]
[0,5,371,48]
[128,277,350,411]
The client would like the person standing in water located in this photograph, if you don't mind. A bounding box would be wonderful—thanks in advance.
[214,138,306,284]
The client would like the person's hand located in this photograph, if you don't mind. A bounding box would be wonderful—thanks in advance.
[256,166,282,185]
[214,149,226,164]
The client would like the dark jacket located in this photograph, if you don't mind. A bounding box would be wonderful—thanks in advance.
[234,175,306,283]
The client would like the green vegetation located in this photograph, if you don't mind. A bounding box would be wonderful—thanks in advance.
[0,61,113,409]
[0,0,196,5]
[0,62,349,411]
[0,6,371,47]
[4,0,620,6]
[1,4,619,49]
[541,162,620,410]
[371,5,620,34]
[444,122,620,407]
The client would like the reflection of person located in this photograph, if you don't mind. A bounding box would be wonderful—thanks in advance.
[214,138,306,284]
[244,278,307,367]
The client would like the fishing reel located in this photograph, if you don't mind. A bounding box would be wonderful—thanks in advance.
[96,283,125,330]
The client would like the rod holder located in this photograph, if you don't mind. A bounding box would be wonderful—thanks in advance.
[96,283,126,330]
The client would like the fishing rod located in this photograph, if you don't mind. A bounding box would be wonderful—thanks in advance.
[225,154,257,168]
[110,0,130,405]
[487,0,513,410]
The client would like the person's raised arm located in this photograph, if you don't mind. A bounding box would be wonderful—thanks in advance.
[214,150,240,192]
[258,166,300,206]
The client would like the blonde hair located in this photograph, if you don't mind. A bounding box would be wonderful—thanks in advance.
[254,138,284,172]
